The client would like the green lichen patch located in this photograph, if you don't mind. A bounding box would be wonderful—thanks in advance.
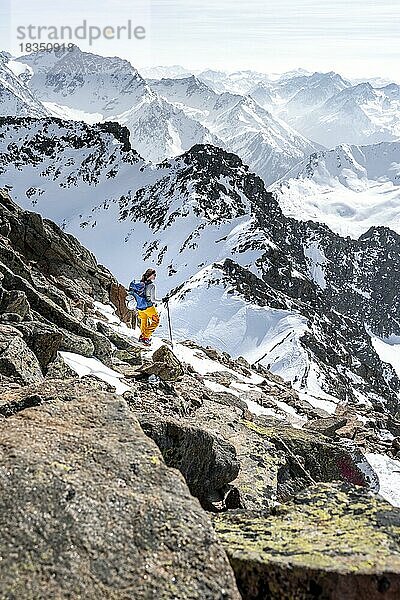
[214,483,400,574]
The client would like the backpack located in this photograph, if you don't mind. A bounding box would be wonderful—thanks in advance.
[127,280,149,311]
[125,293,137,311]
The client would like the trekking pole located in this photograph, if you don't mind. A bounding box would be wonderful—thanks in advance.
[164,298,174,349]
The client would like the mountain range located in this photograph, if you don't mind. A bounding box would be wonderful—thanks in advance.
[1,47,397,189]
[271,141,400,238]
[1,43,400,600]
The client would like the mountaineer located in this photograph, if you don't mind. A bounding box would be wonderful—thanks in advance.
[128,268,162,346]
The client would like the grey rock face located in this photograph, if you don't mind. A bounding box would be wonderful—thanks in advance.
[0,289,31,318]
[45,352,78,380]
[140,417,240,508]
[0,380,240,599]
[0,189,124,370]
[0,324,43,384]
[15,320,62,370]
[96,320,134,350]
[132,353,379,511]
[59,327,95,357]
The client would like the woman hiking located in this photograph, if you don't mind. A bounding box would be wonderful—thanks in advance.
[134,268,161,346]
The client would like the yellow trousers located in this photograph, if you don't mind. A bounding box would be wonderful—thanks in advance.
[137,306,160,338]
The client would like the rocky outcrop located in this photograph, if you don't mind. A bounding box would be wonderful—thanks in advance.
[215,483,400,599]
[0,186,398,599]
[131,349,378,511]
[138,344,185,381]
[0,380,240,599]
[241,421,379,501]
[0,189,142,379]
[0,323,43,384]
[141,418,240,509]
[14,320,62,370]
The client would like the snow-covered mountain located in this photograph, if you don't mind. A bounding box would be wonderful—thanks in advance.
[0,53,49,118]
[280,71,351,120]
[196,68,313,95]
[13,47,219,163]
[0,117,144,224]
[272,141,400,238]
[295,82,400,147]
[1,115,400,414]
[185,68,400,151]
[106,94,221,163]
[149,76,319,185]
[197,69,271,95]
[6,48,399,183]
[248,81,275,111]
[141,65,195,80]
[274,71,349,104]
[15,45,151,118]
[149,75,224,116]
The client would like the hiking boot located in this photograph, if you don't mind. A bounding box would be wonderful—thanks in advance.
[139,335,152,347]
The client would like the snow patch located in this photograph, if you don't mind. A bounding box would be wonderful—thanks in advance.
[370,334,400,381]
[304,242,327,289]
[366,453,400,507]
[60,351,130,395]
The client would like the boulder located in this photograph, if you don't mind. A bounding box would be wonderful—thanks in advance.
[45,353,78,380]
[0,312,23,323]
[139,344,184,381]
[214,483,400,599]
[140,417,240,509]
[0,324,43,384]
[97,320,136,350]
[15,320,62,370]
[303,416,348,438]
[113,347,142,366]
[59,327,95,357]
[0,289,31,318]
[0,381,240,599]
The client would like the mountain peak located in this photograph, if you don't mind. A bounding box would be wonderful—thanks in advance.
[181,143,245,168]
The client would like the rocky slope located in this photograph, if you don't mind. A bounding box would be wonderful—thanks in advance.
[0,186,399,598]
[0,380,240,600]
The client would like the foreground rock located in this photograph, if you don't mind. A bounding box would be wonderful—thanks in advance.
[141,418,241,510]
[0,380,240,599]
[214,483,400,599]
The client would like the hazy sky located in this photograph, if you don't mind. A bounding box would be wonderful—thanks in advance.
[1,0,399,79]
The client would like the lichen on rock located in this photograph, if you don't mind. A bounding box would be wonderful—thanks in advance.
[214,482,400,599]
